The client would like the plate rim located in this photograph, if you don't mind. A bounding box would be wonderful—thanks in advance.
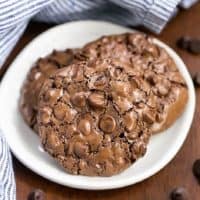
[0,20,196,190]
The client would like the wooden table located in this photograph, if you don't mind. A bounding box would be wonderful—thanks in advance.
[1,3,200,200]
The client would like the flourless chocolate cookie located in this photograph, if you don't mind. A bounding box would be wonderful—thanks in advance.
[76,33,188,133]
[20,49,78,132]
[38,31,188,175]
[38,60,152,176]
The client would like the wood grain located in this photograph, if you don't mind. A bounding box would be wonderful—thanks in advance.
[1,3,200,200]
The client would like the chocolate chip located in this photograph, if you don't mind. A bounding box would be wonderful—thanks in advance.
[40,107,52,124]
[99,115,116,133]
[156,83,169,96]
[131,141,146,160]
[71,93,86,107]
[44,88,63,103]
[74,141,89,157]
[193,72,200,87]
[53,103,66,120]
[78,119,91,135]
[27,189,45,200]
[88,93,105,108]
[193,159,200,183]
[46,133,64,155]
[177,36,200,54]
[123,111,137,132]
[142,109,156,124]
[188,39,200,54]
[176,36,191,50]
[170,187,188,200]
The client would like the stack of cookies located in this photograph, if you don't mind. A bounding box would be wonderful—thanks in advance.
[19,32,188,176]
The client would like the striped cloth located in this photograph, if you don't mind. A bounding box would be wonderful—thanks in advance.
[0,0,198,199]
[0,131,15,200]
[0,0,199,67]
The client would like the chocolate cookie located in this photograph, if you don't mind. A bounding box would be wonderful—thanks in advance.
[20,49,78,132]
[37,60,152,176]
[76,33,188,133]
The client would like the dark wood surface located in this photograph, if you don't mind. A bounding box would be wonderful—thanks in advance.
[1,3,200,200]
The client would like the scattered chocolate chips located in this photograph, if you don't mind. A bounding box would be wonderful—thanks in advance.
[177,36,200,54]
[192,72,200,87]
[193,159,200,183]
[170,187,188,200]
[27,189,45,200]
[176,36,191,50]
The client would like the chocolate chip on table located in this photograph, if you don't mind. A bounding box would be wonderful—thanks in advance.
[188,39,200,54]
[176,36,191,50]
[27,189,45,200]
[193,159,200,183]
[192,72,200,87]
[176,36,200,54]
[170,187,188,200]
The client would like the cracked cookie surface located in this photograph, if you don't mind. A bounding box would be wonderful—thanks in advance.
[20,33,188,135]
[76,33,188,133]
[38,60,151,176]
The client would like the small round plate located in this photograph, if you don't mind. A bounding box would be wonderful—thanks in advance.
[0,21,195,190]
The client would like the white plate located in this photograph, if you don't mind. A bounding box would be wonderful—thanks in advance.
[0,21,195,190]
